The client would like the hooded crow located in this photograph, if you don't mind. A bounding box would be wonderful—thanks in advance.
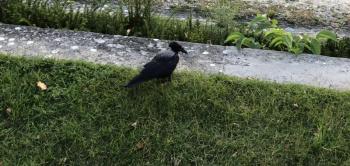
[124,41,187,88]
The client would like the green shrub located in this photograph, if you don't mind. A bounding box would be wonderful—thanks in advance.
[226,14,345,56]
[224,32,261,49]
[322,37,350,58]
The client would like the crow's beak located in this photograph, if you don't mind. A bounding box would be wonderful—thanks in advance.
[181,49,188,54]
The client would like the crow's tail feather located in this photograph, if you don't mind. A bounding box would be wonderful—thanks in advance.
[124,75,148,88]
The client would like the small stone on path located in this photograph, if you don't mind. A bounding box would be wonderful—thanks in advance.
[71,46,79,50]
[51,50,59,54]
[94,39,106,44]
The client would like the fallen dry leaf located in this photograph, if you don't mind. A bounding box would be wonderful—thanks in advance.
[37,81,48,90]
[5,108,12,114]
[232,152,238,157]
[131,121,138,128]
[59,157,67,163]
[135,141,145,150]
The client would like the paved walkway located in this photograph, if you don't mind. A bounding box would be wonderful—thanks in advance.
[1,23,350,90]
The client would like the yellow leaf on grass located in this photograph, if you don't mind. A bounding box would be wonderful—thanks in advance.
[37,81,47,90]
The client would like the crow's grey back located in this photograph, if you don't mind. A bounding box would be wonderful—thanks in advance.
[157,50,175,59]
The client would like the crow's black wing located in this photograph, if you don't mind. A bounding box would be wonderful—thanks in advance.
[124,51,178,87]
[141,50,177,78]
[144,50,174,67]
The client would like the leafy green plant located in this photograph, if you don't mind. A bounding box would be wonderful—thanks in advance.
[293,34,319,55]
[303,30,338,55]
[246,14,278,34]
[226,14,341,55]
[305,38,321,55]
[225,32,261,49]
[264,28,304,54]
[316,30,337,42]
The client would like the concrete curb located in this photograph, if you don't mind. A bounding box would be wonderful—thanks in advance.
[1,23,350,90]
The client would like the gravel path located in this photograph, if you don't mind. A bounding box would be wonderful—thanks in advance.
[245,0,349,28]
[1,23,350,90]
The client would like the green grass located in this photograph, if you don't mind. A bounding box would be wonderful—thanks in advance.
[1,54,350,165]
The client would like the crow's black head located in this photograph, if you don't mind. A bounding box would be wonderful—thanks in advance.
[169,42,188,54]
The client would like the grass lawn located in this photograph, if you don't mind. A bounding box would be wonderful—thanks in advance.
[1,54,350,165]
